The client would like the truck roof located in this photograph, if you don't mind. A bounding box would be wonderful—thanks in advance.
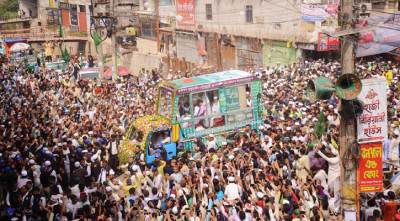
[166,70,254,94]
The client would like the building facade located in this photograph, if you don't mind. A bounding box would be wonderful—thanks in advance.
[143,0,399,71]
[0,0,93,57]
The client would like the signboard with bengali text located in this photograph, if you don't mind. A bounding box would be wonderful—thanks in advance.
[176,0,195,26]
[357,78,388,143]
[317,32,339,51]
[358,142,383,193]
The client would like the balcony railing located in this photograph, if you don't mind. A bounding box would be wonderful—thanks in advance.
[0,26,58,39]
[93,0,111,4]
[0,15,35,23]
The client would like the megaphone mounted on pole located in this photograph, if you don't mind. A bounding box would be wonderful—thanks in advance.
[306,74,362,101]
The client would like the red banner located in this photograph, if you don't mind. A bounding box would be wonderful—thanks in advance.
[358,142,383,193]
[317,32,339,51]
[176,0,195,26]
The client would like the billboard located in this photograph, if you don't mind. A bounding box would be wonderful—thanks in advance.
[301,4,338,22]
[357,78,388,144]
[176,0,195,26]
[358,142,383,193]
[317,32,339,51]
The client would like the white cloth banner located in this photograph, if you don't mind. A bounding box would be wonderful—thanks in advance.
[357,77,388,144]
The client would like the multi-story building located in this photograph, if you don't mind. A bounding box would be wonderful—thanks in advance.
[0,0,92,57]
[138,0,399,71]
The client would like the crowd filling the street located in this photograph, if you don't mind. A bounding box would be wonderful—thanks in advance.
[0,55,399,221]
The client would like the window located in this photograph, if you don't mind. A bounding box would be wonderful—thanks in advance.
[225,84,253,124]
[160,0,173,6]
[245,5,253,23]
[148,130,170,159]
[46,8,59,25]
[128,126,144,142]
[176,94,192,128]
[70,4,78,26]
[206,4,212,20]
[192,90,224,131]
[158,88,173,119]
[140,16,157,39]
[79,5,86,12]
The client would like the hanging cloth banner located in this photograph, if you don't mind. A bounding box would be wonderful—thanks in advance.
[356,78,388,144]
[358,142,383,193]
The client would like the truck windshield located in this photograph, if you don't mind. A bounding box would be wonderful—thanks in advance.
[158,87,173,119]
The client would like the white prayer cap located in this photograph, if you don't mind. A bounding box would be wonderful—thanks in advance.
[172,206,179,214]
[257,192,264,199]
[106,186,112,192]
[44,160,51,166]
[74,162,80,168]
[228,176,235,182]
[132,165,139,171]
[21,170,28,177]
[28,159,35,165]
[228,155,235,160]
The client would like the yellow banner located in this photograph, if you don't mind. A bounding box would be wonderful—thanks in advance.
[172,124,180,142]
[49,0,56,8]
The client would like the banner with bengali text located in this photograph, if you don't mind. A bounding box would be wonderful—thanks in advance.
[357,78,388,143]
[176,0,195,26]
[317,32,339,51]
[358,142,383,193]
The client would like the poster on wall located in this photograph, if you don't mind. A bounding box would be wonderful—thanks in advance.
[301,4,338,22]
[358,142,383,193]
[176,0,195,26]
[357,78,388,144]
[317,32,339,51]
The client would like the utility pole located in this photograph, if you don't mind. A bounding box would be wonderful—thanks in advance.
[111,0,118,81]
[155,0,160,52]
[339,0,359,219]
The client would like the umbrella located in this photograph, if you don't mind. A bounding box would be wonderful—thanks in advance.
[10,43,30,52]
[103,66,131,79]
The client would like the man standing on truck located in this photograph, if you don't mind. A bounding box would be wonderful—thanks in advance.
[207,134,217,152]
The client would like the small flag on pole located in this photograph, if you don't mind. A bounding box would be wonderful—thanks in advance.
[92,32,102,48]
[61,48,70,63]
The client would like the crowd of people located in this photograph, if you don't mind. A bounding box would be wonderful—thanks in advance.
[0,56,399,221]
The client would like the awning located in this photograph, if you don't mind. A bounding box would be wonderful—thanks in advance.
[3,37,26,43]
[356,42,396,57]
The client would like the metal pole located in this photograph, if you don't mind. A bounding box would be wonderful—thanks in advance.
[98,41,104,82]
[155,0,160,53]
[339,0,358,219]
[112,0,118,81]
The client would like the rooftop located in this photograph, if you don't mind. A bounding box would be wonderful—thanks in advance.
[168,70,254,92]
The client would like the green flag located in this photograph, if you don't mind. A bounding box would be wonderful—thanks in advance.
[92,32,102,48]
[314,112,326,139]
[61,48,70,63]
[58,23,64,38]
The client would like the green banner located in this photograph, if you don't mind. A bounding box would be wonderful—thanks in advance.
[225,86,240,111]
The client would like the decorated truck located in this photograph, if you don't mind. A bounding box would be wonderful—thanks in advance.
[120,70,263,164]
